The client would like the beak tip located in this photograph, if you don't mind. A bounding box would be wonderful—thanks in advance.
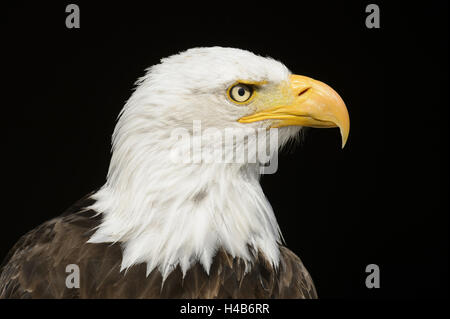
[340,128,349,149]
[338,113,350,149]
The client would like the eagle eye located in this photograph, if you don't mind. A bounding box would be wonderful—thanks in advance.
[228,83,254,104]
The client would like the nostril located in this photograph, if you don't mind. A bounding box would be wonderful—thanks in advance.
[298,87,311,97]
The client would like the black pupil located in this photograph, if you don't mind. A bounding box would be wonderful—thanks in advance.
[237,87,246,96]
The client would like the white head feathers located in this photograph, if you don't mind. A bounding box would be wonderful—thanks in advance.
[88,47,302,280]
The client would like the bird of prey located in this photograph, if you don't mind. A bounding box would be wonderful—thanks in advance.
[0,47,349,299]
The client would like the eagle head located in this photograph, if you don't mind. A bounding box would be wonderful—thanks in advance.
[89,47,350,280]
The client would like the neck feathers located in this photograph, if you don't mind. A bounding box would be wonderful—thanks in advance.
[88,110,283,279]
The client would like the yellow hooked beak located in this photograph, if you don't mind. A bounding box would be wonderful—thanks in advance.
[238,74,350,148]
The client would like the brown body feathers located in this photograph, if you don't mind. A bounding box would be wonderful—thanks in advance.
[0,195,317,299]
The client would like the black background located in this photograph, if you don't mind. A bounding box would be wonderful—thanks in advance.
[2,1,448,299]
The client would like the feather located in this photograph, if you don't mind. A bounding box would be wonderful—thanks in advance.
[0,195,316,298]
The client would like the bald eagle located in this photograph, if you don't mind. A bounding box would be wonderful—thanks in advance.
[0,47,349,299]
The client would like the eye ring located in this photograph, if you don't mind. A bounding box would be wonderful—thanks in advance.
[227,83,255,104]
